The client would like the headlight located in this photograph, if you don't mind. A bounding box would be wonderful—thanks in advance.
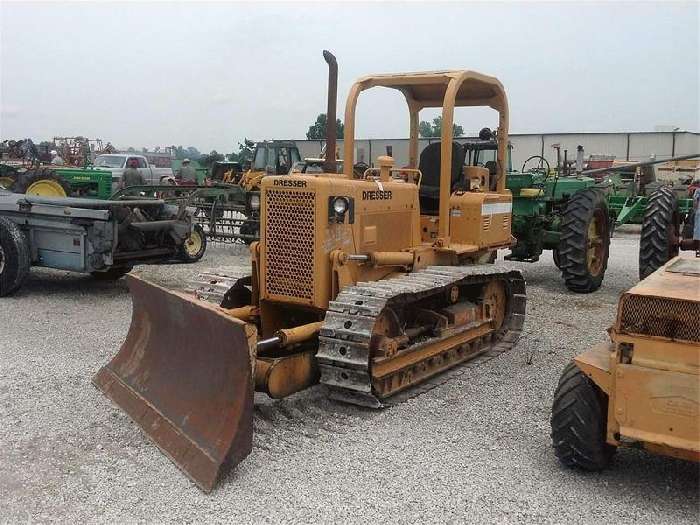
[332,197,348,214]
[328,196,354,224]
[250,194,260,210]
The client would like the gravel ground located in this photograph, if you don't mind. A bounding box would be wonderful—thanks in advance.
[1,229,698,523]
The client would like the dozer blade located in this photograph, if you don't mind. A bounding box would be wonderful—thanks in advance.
[93,274,257,492]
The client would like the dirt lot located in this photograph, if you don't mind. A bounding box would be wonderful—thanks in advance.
[0,231,697,523]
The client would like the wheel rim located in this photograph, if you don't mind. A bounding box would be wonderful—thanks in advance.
[586,211,606,276]
[0,176,14,190]
[184,230,203,257]
[482,281,507,331]
[26,179,67,197]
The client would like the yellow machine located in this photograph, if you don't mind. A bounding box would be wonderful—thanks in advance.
[94,52,527,491]
[551,256,699,469]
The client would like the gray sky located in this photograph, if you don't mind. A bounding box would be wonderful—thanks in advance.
[1,1,698,153]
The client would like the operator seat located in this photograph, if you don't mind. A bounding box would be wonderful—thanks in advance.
[418,141,467,215]
[484,160,498,191]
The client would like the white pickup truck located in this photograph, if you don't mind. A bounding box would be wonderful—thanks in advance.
[94,154,175,191]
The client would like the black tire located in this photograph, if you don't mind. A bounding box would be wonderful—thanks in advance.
[551,361,616,471]
[91,266,132,281]
[15,168,71,197]
[552,248,562,270]
[639,187,679,280]
[178,223,207,262]
[558,188,610,293]
[0,173,19,191]
[0,216,31,296]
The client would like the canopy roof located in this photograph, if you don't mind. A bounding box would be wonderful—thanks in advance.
[350,70,507,111]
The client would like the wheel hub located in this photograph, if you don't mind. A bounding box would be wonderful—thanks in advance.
[184,230,203,256]
[587,212,605,277]
[26,179,67,197]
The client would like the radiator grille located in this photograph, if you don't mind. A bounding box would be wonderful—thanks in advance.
[265,189,315,300]
[619,295,700,343]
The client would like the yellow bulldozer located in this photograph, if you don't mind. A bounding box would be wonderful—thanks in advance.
[551,256,699,469]
[94,51,527,491]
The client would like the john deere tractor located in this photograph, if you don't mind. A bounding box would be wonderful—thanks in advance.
[1,138,114,199]
[465,136,610,293]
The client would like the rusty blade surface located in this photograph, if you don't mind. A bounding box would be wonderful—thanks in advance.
[93,274,256,492]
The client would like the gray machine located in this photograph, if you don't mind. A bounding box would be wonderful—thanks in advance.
[0,189,196,296]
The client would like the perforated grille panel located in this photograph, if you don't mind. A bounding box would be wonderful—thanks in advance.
[265,189,316,301]
[620,295,700,343]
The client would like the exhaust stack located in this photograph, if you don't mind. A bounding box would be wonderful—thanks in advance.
[323,50,338,173]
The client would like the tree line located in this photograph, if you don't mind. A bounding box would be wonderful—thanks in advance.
[127,113,465,168]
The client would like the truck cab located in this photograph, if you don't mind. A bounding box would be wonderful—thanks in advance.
[94,154,175,191]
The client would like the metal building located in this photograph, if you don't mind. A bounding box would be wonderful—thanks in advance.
[294,131,699,171]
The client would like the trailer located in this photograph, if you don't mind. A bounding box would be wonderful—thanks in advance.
[0,188,196,296]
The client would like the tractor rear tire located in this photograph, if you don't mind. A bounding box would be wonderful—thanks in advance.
[179,223,207,263]
[551,361,615,471]
[0,216,31,296]
[639,187,679,280]
[91,266,132,281]
[558,188,610,293]
[15,169,71,197]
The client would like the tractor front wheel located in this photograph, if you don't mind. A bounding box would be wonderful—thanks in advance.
[639,187,679,279]
[558,188,610,293]
[179,223,207,262]
[551,361,616,471]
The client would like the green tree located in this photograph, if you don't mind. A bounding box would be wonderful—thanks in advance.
[418,116,464,138]
[170,146,202,161]
[306,113,344,140]
[228,140,255,163]
[200,150,224,167]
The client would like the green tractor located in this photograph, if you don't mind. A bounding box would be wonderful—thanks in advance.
[1,138,115,198]
[466,134,610,293]
[469,134,698,291]
[583,154,699,279]
[0,164,114,199]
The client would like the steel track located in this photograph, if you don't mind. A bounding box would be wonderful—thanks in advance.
[316,265,526,407]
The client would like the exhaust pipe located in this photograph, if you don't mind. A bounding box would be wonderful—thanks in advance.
[323,50,338,173]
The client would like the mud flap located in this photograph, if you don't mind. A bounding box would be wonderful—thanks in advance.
[93,274,257,492]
